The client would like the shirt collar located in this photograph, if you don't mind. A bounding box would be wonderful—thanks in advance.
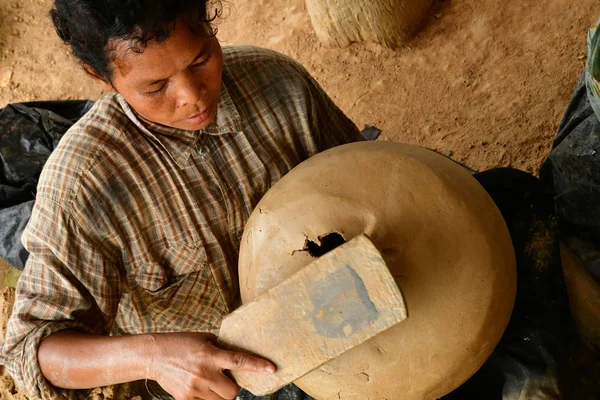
[116,80,243,168]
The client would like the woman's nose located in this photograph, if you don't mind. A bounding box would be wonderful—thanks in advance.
[176,70,206,108]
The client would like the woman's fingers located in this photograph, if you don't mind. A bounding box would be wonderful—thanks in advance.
[203,388,228,400]
[214,347,276,374]
[208,372,241,399]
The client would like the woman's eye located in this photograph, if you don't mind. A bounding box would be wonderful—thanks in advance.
[145,85,166,97]
[192,54,212,69]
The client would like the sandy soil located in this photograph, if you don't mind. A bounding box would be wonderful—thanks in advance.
[1,0,599,173]
[1,0,600,398]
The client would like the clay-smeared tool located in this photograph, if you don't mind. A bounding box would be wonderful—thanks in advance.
[217,234,407,396]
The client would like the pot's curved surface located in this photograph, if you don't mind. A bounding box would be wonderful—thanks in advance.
[239,142,517,400]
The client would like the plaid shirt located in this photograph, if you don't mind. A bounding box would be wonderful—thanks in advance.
[0,45,364,399]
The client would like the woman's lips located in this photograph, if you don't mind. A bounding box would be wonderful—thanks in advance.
[185,108,211,125]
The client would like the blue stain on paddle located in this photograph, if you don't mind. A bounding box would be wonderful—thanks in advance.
[310,264,378,338]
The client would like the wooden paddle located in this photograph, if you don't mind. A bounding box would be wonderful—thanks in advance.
[218,234,407,396]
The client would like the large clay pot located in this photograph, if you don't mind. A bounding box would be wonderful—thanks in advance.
[305,0,434,49]
[239,142,517,400]
[561,241,600,353]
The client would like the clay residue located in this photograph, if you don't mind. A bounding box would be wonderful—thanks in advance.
[0,287,16,343]
[0,370,146,400]
[0,369,29,400]
[523,217,557,271]
[85,384,144,400]
[0,286,27,400]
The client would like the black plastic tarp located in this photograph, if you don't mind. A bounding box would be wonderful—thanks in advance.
[0,100,94,270]
[540,73,600,283]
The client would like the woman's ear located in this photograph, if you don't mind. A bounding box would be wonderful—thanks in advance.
[82,63,117,93]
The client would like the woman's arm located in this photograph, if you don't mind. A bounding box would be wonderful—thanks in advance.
[39,330,275,400]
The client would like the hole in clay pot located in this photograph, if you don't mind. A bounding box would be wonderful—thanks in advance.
[303,232,347,257]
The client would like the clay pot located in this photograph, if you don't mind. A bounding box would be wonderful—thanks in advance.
[305,0,434,49]
[561,242,600,353]
[239,142,517,399]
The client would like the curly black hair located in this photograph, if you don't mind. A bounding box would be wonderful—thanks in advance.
[50,0,221,82]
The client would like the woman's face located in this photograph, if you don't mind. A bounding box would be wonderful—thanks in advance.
[98,17,224,130]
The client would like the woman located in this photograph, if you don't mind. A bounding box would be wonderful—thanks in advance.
[0,1,364,399]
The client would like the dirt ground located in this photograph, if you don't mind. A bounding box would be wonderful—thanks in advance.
[1,0,600,399]
[1,0,599,173]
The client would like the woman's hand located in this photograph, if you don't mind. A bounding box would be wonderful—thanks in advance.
[38,330,273,399]
[149,332,276,400]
